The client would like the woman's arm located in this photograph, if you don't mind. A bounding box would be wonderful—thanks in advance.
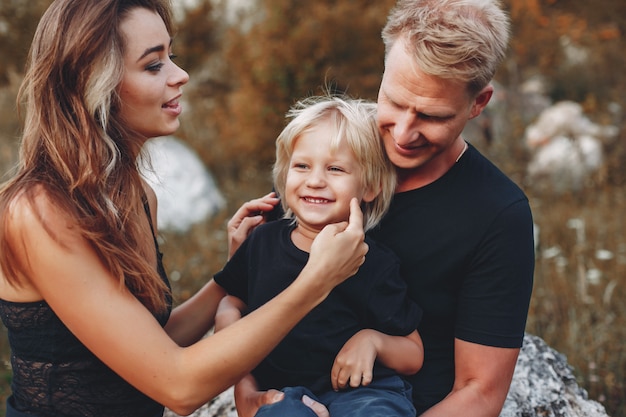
[7,194,367,416]
[331,329,423,390]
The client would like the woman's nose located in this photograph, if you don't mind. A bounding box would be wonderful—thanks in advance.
[170,63,189,86]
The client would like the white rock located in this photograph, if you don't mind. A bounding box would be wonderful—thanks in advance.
[527,135,603,192]
[524,100,619,192]
[141,136,225,233]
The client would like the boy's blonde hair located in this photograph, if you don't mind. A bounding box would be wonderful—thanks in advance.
[273,96,396,231]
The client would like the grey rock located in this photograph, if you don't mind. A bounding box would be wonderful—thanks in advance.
[165,334,609,417]
[501,334,608,417]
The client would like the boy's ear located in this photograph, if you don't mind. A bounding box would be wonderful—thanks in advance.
[362,184,381,203]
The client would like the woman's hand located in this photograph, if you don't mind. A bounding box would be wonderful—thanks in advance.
[227,192,280,258]
[304,198,368,294]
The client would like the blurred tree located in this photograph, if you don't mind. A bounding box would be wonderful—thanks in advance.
[545,0,625,106]
[503,0,624,105]
[203,0,395,173]
[173,0,219,73]
[0,0,223,85]
[0,0,52,85]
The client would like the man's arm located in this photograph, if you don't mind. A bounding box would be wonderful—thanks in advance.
[421,338,519,417]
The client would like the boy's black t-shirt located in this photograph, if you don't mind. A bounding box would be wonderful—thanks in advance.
[214,219,422,394]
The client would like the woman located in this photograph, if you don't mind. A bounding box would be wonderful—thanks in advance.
[0,1,367,416]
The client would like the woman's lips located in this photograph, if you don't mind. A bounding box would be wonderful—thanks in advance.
[162,98,182,115]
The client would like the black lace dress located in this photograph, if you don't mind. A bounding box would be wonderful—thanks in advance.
[0,202,172,417]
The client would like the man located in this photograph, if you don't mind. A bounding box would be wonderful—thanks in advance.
[229,1,534,416]
[368,0,534,415]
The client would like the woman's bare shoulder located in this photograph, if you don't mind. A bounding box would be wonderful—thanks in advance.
[6,184,76,238]
[1,185,62,301]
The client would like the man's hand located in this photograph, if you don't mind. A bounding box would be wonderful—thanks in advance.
[227,192,280,258]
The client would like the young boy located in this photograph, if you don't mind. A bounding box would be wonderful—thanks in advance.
[214,96,422,417]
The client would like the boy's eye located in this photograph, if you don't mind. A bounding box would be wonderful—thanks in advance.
[329,166,345,172]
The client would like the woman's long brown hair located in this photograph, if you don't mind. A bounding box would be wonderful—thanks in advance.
[0,0,175,314]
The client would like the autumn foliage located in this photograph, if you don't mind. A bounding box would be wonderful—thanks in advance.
[176,0,395,175]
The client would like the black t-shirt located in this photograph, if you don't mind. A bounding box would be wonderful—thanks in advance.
[214,219,422,394]
[368,144,535,413]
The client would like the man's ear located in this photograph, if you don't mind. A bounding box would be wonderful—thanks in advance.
[469,85,493,120]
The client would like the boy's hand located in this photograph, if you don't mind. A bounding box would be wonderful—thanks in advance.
[331,329,378,390]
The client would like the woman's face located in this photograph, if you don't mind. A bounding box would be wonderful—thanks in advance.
[118,8,189,140]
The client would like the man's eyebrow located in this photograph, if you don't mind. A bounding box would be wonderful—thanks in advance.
[136,38,173,62]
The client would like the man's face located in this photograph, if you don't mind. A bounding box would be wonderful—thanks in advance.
[377,37,490,190]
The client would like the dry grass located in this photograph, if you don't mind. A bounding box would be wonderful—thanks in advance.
[527,186,626,414]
